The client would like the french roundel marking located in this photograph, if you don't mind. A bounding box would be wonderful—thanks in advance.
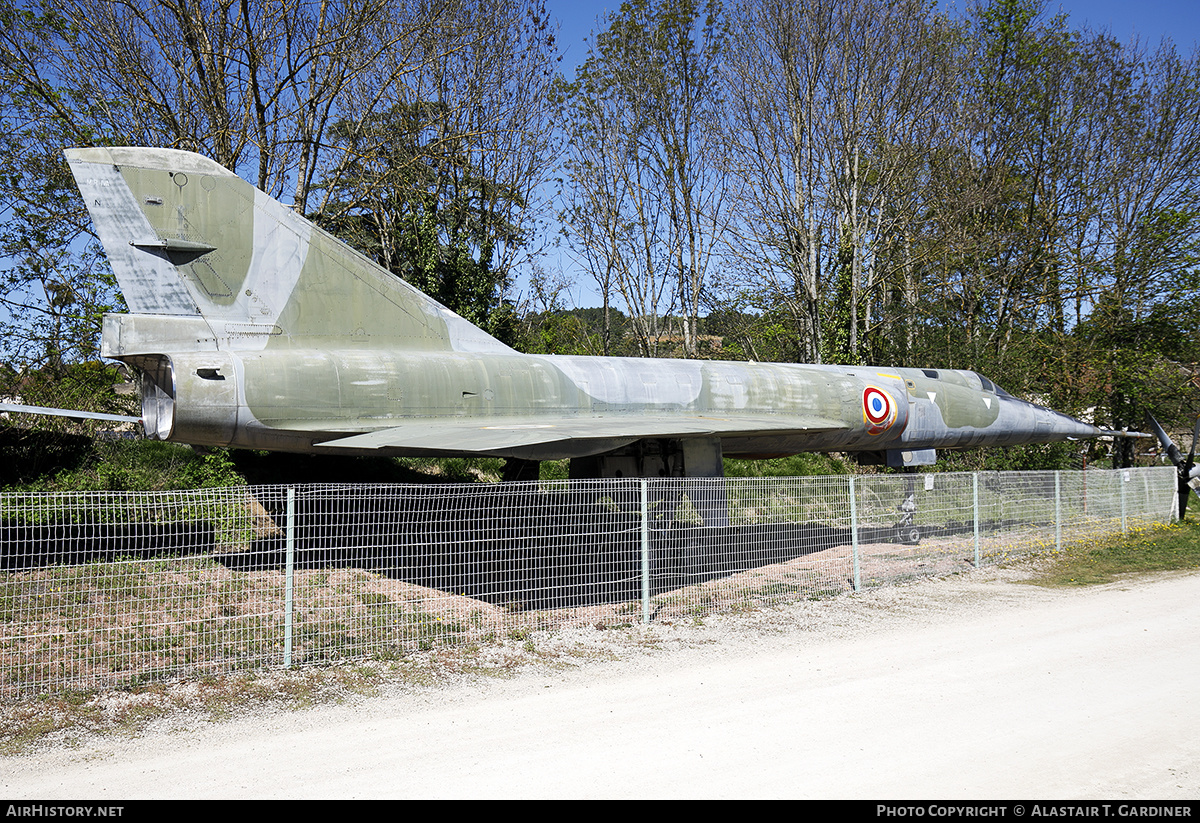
[863,387,895,433]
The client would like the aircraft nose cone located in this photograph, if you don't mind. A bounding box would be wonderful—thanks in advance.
[998,395,1100,443]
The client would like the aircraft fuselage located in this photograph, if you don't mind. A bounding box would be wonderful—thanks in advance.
[104,313,1096,463]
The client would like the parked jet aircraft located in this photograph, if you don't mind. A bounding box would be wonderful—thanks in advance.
[61,146,1114,481]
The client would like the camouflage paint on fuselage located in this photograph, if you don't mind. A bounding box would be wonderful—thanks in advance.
[69,147,1101,472]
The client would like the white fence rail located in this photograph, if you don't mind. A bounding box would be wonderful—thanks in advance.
[0,467,1176,698]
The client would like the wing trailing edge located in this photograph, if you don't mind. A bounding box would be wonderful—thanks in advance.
[315,414,851,454]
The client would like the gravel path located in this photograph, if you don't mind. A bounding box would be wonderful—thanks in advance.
[4,567,1199,798]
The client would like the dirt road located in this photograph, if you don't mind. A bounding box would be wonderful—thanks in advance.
[4,568,1199,798]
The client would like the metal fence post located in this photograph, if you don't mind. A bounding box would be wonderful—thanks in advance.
[1175,472,1182,522]
[850,476,861,591]
[640,479,650,624]
[1055,471,1062,554]
[973,472,980,568]
[1121,470,1128,534]
[284,485,295,668]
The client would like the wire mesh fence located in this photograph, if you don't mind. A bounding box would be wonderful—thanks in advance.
[0,467,1176,699]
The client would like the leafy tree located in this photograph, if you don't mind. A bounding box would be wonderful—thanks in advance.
[0,0,560,366]
[0,0,435,369]
[0,5,125,372]
[315,103,525,339]
[313,0,560,344]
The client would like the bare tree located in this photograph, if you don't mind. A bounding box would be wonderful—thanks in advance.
[820,0,958,363]
[0,0,447,204]
[1082,38,1200,446]
[560,57,673,356]
[560,0,726,358]
[557,70,643,355]
[718,0,834,363]
[719,0,951,364]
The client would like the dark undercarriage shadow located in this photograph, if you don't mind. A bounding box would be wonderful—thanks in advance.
[0,518,215,569]
[217,485,999,610]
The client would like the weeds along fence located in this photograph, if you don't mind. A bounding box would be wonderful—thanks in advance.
[0,467,1176,699]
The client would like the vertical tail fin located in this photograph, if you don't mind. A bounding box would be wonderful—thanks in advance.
[66,146,510,353]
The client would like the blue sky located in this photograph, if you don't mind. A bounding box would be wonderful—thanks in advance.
[545,1,1199,67]
[1030,0,1199,47]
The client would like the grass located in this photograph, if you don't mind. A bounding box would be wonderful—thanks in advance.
[0,664,396,755]
[1021,517,1200,586]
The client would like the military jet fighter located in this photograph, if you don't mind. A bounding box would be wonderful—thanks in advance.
[59,146,1111,482]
